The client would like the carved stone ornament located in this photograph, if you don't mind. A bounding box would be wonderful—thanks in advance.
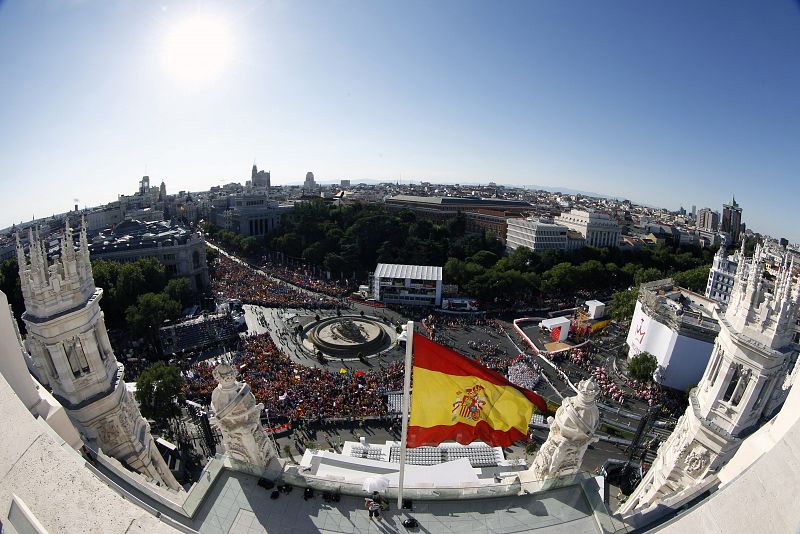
[684,447,709,474]
[98,421,121,447]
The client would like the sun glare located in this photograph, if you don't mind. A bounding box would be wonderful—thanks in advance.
[162,13,233,85]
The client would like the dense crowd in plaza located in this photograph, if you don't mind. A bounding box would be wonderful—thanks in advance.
[257,258,354,298]
[198,246,687,431]
[183,333,405,422]
[507,361,542,391]
[211,255,339,309]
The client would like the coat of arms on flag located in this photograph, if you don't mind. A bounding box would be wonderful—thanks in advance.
[407,332,547,448]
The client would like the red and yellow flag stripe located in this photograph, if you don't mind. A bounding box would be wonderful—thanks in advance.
[407,333,547,448]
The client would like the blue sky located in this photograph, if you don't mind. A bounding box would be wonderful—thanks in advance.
[1,0,799,242]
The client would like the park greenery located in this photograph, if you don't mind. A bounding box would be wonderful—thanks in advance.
[202,224,260,257]
[134,361,186,424]
[91,257,193,345]
[250,199,715,309]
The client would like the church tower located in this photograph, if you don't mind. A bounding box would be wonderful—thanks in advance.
[16,219,181,490]
[620,243,800,515]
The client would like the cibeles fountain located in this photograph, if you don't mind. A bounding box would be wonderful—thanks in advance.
[303,315,398,358]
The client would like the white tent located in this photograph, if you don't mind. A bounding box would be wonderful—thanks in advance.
[585,300,606,319]
[539,316,571,342]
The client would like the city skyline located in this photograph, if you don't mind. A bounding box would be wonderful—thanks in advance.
[1,0,799,241]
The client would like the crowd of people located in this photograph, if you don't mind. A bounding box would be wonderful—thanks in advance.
[211,255,339,310]
[183,333,405,423]
[507,360,542,391]
[257,259,354,298]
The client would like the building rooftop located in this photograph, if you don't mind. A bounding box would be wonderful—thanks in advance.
[374,263,443,281]
[191,469,604,534]
[89,219,200,254]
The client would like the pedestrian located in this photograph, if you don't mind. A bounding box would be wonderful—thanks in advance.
[365,495,381,520]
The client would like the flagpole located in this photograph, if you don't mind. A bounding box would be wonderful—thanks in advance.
[397,320,414,509]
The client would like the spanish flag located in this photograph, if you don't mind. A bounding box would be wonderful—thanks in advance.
[407,332,547,448]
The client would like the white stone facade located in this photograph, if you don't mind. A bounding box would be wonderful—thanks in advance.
[211,363,275,469]
[505,217,568,252]
[620,246,800,516]
[17,220,181,490]
[705,245,749,306]
[528,379,600,480]
[554,209,621,248]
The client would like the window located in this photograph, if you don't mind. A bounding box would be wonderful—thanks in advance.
[93,331,106,361]
[43,345,58,378]
[723,363,742,402]
[65,339,90,376]
[708,348,723,386]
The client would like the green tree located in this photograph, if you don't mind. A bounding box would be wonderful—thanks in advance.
[114,262,147,317]
[673,265,711,293]
[137,256,166,294]
[272,232,303,257]
[134,362,186,423]
[542,262,578,294]
[609,288,638,322]
[628,351,658,383]
[634,267,663,286]
[302,241,326,265]
[164,277,193,307]
[205,246,219,267]
[240,236,259,257]
[468,250,499,269]
[125,293,182,352]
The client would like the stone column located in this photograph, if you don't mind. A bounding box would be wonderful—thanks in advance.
[210,364,275,470]
[528,378,600,481]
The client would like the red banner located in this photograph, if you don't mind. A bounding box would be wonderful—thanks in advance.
[264,423,291,434]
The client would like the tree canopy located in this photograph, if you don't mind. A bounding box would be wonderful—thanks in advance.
[206,199,717,309]
[125,292,182,352]
[609,288,639,322]
[134,361,185,422]
[627,351,658,383]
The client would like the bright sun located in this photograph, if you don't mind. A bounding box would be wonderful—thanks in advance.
[163,13,233,84]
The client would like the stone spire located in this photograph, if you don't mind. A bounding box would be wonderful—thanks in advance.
[16,222,181,490]
[620,245,800,518]
[725,244,799,350]
[17,223,95,320]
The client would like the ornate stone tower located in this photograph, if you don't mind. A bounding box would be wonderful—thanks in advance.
[17,220,181,490]
[620,244,800,515]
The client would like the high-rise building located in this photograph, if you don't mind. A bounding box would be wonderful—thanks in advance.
[304,171,316,190]
[721,196,743,244]
[620,245,799,516]
[696,207,718,232]
[250,164,270,189]
[16,220,180,489]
